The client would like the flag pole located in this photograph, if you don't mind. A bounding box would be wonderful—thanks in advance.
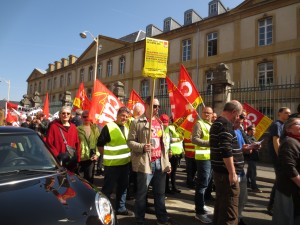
[146,78,156,164]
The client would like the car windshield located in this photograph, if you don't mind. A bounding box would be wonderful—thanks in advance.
[0,132,57,173]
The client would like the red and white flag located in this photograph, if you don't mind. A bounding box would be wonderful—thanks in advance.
[166,76,199,139]
[178,64,203,109]
[127,89,145,113]
[243,102,273,140]
[72,82,91,111]
[88,80,124,126]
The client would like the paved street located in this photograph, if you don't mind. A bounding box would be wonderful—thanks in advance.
[94,161,274,225]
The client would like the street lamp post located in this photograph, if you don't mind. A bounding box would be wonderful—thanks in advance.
[0,78,10,102]
[80,31,99,81]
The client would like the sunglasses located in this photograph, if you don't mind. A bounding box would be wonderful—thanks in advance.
[82,116,88,119]
[61,112,71,115]
[153,105,160,109]
[239,114,246,119]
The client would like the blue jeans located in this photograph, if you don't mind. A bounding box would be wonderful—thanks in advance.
[102,164,130,212]
[238,173,248,221]
[135,159,168,223]
[246,160,258,189]
[195,160,211,214]
[185,157,197,187]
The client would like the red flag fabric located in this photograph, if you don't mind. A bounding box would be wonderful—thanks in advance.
[178,64,203,108]
[127,89,145,112]
[72,83,91,111]
[88,80,124,126]
[243,102,273,140]
[43,92,49,119]
[6,111,18,123]
[166,76,199,139]
[6,102,18,110]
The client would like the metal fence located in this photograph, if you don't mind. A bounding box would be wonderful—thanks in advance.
[50,81,300,119]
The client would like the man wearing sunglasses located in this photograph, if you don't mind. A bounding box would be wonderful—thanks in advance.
[127,96,173,225]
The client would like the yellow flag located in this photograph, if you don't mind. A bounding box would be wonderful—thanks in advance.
[143,37,168,78]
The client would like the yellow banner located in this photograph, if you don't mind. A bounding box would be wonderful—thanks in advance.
[255,116,273,140]
[143,37,168,78]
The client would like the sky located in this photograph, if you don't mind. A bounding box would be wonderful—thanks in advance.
[0,0,244,102]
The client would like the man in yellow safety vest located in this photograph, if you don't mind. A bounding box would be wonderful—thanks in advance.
[97,106,133,216]
[191,106,214,224]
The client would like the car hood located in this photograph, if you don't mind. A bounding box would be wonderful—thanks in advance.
[0,171,103,225]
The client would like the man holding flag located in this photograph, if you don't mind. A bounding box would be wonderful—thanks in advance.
[127,96,173,225]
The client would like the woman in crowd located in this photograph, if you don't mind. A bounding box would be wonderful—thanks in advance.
[46,106,80,172]
[77,110,100,183]
[272,117,300,225]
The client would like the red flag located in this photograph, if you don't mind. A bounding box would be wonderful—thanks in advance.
[88,80,124,126]
[43,93,49,119]
[72,83,91,111]
[243,102,273,140]
[6,101,18,110]
[166,76,199,139]
[127,89,145,112]
[6,111,17,123]
[178,64,203,108]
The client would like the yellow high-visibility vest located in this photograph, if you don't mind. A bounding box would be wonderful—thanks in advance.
[103,122,130,166]
[195,120,211,160]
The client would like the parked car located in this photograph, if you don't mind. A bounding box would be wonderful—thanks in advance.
[0,126,116,225]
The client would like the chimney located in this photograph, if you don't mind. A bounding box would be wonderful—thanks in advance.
[48,63,54,72]
[55,61,62,70]
[61,58,69,67]
[69,55,77,64]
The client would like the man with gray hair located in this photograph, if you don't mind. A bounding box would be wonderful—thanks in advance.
[209,100,243,225]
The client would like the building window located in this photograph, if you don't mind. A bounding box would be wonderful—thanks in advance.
[185,11,192,25]
[59,94,63,101]
[258,17,273,46]
[97,64,102,79]
[53,78,57,90]
[34,83,37,92]
[47,79,52,90]
[258,62,273,86]
[88,66,93,81]
[182,39,191,62]
[164,20,170,31]
[146,26,152,37]
[207,32,218,56]
[107,60,112,77]
[258,107,273,120]
[206,70,214,95]
[80,69,84,82]
[60,75,64,88]
[38,81,42,93]
[141,80,149,98]
[52,95,56,102]
[209,3,217,15]
[119,57,125,75]
[158,78,168,95]
[67,73,71,85]
[30,84,33,94]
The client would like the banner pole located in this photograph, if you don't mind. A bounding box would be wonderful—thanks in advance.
[145,78,156,164]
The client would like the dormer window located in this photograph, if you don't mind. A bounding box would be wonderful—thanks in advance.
[209,3,217,15]
[185,11,192,25]
[164,20,170,32]
[146,26,152,37]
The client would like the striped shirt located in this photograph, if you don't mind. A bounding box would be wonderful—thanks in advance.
[209,116,244,174]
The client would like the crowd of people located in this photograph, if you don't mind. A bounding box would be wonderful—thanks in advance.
[2,100,299,225]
